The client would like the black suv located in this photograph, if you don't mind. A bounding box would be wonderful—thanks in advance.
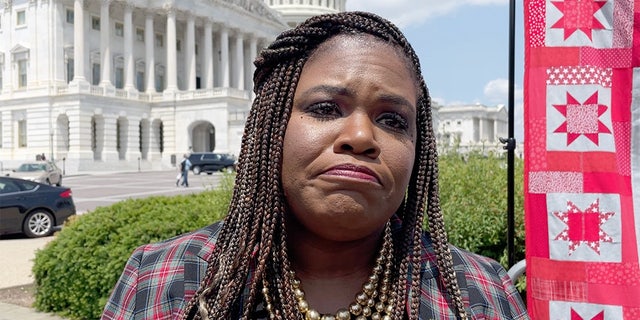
[188,152,237,175]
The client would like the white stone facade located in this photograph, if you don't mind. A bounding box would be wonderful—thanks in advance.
[436,103,509,153]
[0,0,293,174]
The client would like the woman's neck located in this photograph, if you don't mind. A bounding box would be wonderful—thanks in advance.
[285,217,386,314]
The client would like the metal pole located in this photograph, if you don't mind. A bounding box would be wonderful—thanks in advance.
[506,0,517,268]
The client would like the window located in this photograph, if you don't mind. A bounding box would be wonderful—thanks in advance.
[195,44,199,55]
[92,63,100,85]
[66,58,74,83]
[136,28,144,42]
[136,71,144,91]
[115,23,123,37]
[155,34,163,47]
[115,67,124,88]
[18,120,27,147]
[91,16,100,30]
[176,39,181,51]
[66,9,74,24]
[155,74,163,92]
[16,10,26,27]
[18,60,27,88]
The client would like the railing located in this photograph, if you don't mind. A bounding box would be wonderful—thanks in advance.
[5,83,252,103]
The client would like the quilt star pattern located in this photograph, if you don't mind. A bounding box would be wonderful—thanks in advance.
[524,0,640,319]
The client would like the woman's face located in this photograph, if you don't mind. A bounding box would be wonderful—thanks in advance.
[282,35,418,242]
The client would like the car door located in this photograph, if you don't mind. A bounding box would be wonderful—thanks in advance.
[46,163,61,185]
[202,153,219,171]
[0,179,27,235]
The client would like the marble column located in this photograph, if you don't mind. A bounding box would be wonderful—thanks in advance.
[248,36,258,93]
[219,26,229,88]
[165,9,178,92]
[123,3,135,91]
[145,11,155,93]
[99,0,113,87]
[185,13,196,91]
[28,0,37,86]
[72,0,87,83]
[234,32,244,90]
[203,19,213,89]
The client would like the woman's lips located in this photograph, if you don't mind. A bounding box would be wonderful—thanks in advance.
[322,164,381,184]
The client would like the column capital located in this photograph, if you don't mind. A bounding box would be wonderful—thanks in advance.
[3,0,12,13]
[230,28,244,39]
[123,1,134,12]
[144,8,155,17]
[101,0,112,6]
[162,4,176,17]
[184,10,195,20]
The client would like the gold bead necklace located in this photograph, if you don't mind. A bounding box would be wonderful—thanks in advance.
[262,223,394,320]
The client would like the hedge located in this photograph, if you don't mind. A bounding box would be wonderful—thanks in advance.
[32,153,525,319]
[32,175,234,319]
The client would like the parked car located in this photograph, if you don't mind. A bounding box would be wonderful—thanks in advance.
[5,161,63,186]
[187,152,237,175]
[0,176,76,238]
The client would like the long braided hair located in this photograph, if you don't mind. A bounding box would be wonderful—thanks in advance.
[180,11,468,320]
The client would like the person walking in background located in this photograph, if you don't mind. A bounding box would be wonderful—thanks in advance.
[180,154,191,187]
[176,161,183,187]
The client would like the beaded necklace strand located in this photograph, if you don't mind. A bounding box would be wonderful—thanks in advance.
[262,223,395,320]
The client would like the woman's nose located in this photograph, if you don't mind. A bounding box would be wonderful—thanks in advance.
[333,113,380,158]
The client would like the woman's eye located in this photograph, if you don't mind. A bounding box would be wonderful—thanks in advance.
[306,102,341,118]
[378,112,409,131]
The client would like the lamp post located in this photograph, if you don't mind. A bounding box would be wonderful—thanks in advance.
[50,132,55,161]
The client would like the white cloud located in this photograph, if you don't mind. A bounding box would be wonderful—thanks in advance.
[483,78,509,104]
[483,78,523,105]
[346,0,508,28]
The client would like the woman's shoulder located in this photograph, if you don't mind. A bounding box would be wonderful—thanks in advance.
[131,222,223,264]
[448,245,506,275]
[418,230,506,275]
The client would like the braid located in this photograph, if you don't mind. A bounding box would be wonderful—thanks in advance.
[181,11,468,320]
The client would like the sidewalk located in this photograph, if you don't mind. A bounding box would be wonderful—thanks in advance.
[0,302,66,320]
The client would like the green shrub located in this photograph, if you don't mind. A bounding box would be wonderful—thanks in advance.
[437,150,526,268]
[32,174,235,319]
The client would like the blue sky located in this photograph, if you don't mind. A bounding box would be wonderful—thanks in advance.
[346,0,525,141]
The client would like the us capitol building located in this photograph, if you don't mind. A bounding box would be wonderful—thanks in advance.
[0,0,506,174]
[0,0,345,173]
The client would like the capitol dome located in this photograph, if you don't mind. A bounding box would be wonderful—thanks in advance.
[264,0,347,27]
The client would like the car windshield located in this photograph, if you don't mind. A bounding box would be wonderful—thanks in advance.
[17,163,47,172]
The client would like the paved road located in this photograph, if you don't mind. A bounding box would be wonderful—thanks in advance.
[0,169,224,289]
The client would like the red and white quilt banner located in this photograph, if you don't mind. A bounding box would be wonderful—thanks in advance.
[524,0,640,319]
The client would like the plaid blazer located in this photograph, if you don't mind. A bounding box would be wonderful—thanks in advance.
[101,221,529,320]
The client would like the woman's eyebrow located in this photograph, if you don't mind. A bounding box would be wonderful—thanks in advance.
[297,85,352,99]
[377,94,416,112]
[297,85,414,111]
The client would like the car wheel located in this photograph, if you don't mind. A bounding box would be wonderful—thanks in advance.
[193,166,202,175]
[56,177,62,187]
[23,210,54,238]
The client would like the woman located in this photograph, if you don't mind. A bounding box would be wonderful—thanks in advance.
[102,11,528,320]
